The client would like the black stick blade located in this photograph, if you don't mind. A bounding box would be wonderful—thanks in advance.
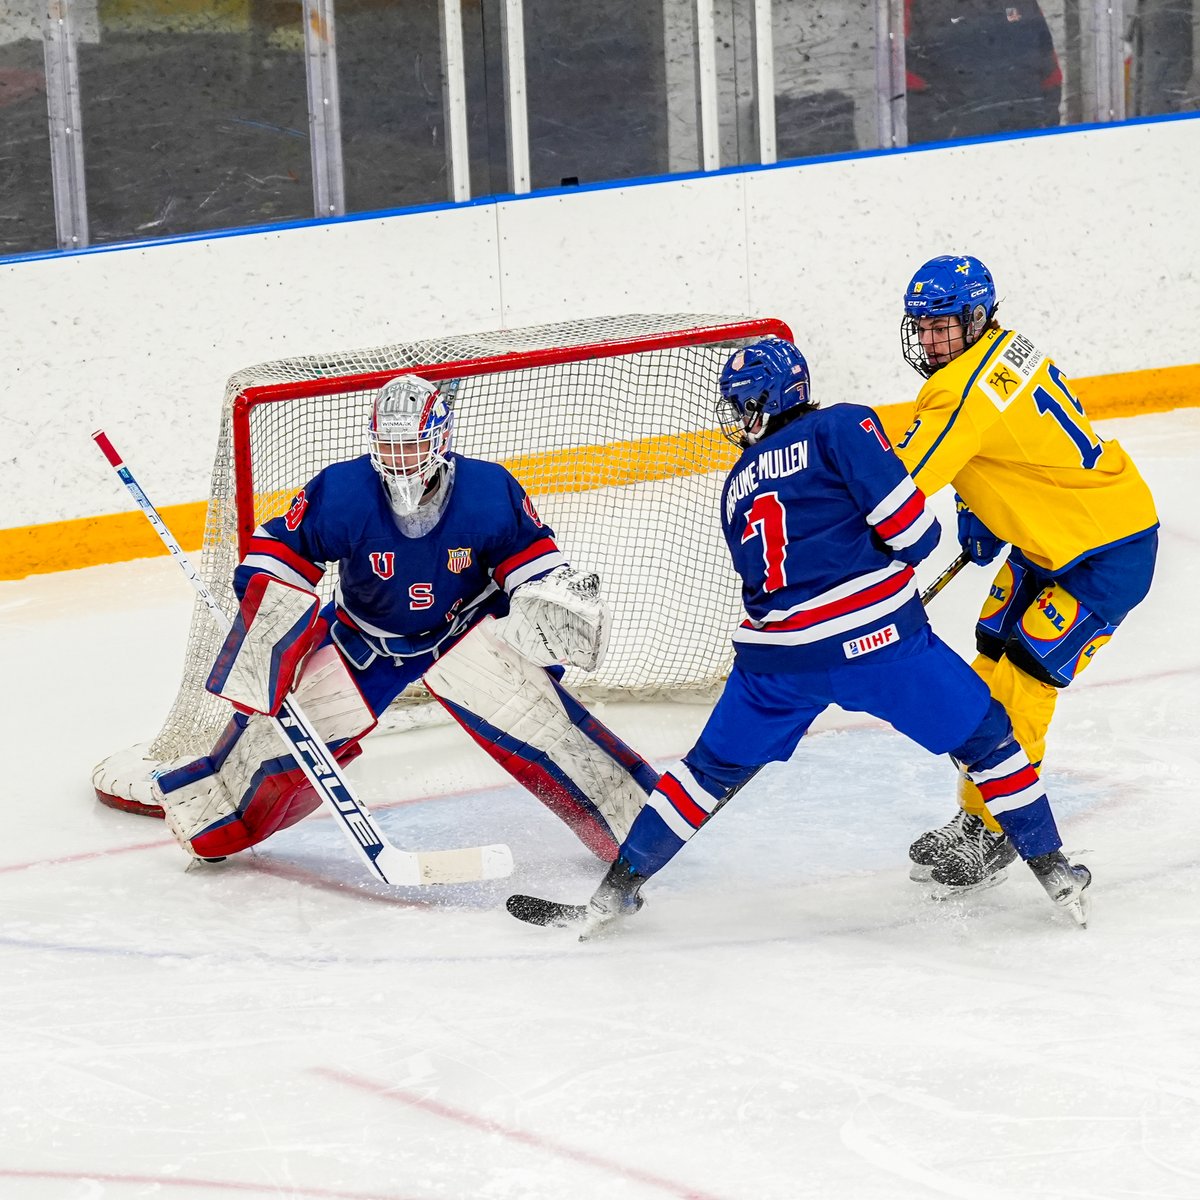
[506,893,588,928]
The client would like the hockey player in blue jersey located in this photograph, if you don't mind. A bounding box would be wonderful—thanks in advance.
[154,374,656,864]
[508,336,1092,935]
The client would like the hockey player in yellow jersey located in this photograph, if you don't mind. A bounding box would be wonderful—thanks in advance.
[896,254,1158,895]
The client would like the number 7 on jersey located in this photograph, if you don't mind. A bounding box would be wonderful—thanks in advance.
[741,491,790,592]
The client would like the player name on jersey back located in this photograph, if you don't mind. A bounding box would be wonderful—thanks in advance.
[725,441,809,523]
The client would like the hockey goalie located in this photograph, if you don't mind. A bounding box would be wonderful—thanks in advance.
[140,374,657,864]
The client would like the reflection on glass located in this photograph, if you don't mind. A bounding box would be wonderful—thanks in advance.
[519,0,676,188]
[0,9,55,256]
[906,0,1063,144]
[337,0,452,213]
[1127,0,1199,117]
[77,0,312,245]
[772,0,875,160]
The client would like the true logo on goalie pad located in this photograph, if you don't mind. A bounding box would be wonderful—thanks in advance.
[843,623,899,658]
[447,547,472,573]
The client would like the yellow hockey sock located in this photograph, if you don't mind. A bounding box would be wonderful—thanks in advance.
[989,655,1059,771]
[956,653,1057,834]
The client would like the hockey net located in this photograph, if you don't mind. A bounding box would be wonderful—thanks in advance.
[93,312,790,811]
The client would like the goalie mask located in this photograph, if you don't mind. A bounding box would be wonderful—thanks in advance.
[901,254,998,378]
[368,375,455,516]
[717,336,815,448]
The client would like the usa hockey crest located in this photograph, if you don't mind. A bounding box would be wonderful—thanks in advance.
[447,547,472,574]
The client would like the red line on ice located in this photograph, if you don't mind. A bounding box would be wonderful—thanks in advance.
[314,1066,727,1200]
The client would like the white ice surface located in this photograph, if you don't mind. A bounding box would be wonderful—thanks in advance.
[2,410,1199,1200]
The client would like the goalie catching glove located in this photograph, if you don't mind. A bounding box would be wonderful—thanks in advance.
[496,565,611,672]
[206,573,324,715]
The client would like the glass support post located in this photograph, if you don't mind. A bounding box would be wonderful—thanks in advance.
[501,0,531,194]
[42,0,89,250]
[439,0,470,201]
[875,0,907,147]
[1093,0,1126,120]
[302,0,346,218]
[695,0,720,169]
[751,0,776,164]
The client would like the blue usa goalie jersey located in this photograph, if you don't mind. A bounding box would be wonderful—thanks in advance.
[233,454,566,658]
[723,403,942,672]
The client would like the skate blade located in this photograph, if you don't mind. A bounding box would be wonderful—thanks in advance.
[927,867,1010,901]
[909,863,934,883]
[1059,889,1090,928]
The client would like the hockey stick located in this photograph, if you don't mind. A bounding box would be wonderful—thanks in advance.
[919,551,970,607]
[92,430,513,887]
[510,553,977,929]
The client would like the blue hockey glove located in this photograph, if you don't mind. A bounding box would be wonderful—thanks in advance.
[955,494,1006,565]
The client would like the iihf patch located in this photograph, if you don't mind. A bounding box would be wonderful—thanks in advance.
[447,547,473,574]
[843,623,899,658]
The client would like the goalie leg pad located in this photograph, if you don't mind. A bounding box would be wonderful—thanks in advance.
[157,644,376,858]
[424,617,656,861]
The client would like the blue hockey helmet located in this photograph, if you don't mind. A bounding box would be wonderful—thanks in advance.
[901,255,998,378]
[717,336,814,447]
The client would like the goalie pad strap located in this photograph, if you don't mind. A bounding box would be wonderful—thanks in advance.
[423,617,655,861]
[207,573,322,715]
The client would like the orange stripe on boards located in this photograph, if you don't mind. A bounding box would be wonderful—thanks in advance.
[4,364,1197,581]
[0,501,208,580]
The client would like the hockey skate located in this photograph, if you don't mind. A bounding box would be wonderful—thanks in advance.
[927,817,1019,899]
[578,858,647,940]
[908,808,974,881]
[1028,851,1092,926]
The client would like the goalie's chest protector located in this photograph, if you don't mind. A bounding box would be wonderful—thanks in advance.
[721,404,927,672]
[282,455,558,638]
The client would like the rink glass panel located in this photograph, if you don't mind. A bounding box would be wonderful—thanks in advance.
[77,0,314,245]
[1127,1,1200,117]
[0,20,56,256]
[6,2,1196,253]
[770,0,878,162]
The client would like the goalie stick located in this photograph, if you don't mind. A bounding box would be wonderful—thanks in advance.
[92,429,513,888]
[507,555,975,930]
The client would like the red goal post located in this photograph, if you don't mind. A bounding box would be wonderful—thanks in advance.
[93,312,792,813]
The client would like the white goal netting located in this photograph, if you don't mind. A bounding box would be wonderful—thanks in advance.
[93,312,789,805]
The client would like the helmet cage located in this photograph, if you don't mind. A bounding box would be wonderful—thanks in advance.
[901,255,997,378]
[368,375,455,515]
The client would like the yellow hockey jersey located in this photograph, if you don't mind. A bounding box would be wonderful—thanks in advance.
[895,326,1158,572]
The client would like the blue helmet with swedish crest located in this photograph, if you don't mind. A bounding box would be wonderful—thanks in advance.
[901,255,998,378]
